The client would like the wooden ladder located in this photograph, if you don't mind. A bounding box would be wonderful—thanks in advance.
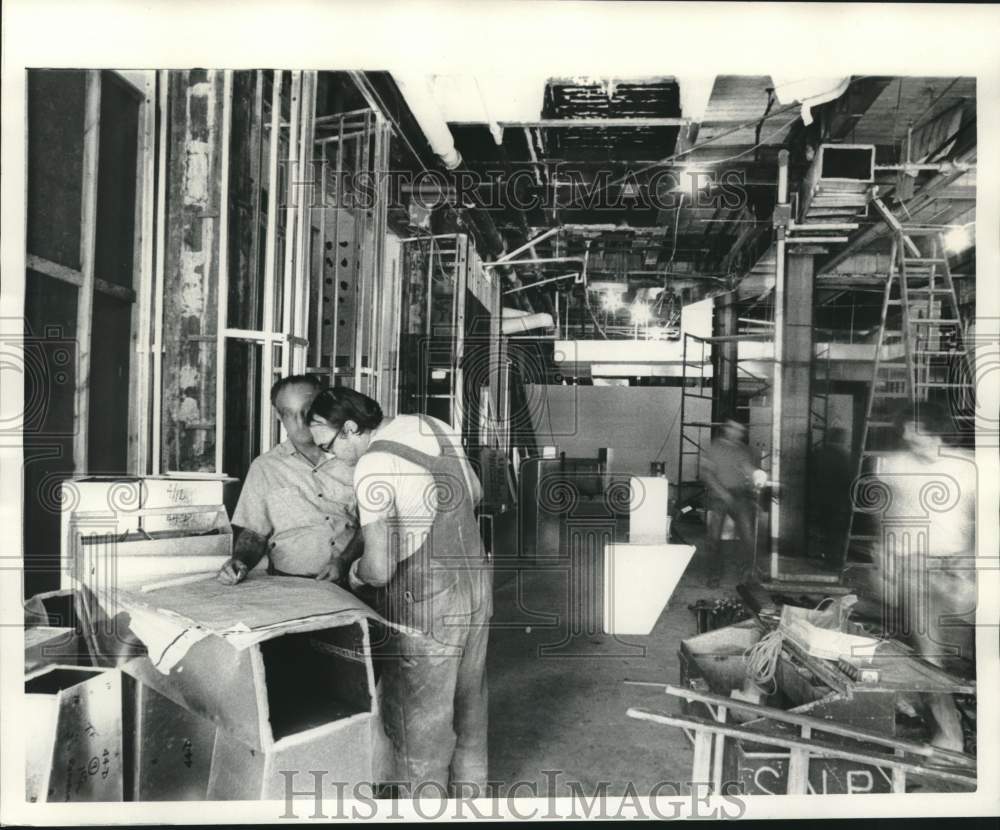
[842,219,974,565]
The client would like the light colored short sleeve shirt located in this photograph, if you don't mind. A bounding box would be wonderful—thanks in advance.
[231,441,358,575]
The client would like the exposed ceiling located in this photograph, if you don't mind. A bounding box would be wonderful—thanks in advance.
[367,72,977,334]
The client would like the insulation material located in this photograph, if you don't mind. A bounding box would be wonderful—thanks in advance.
[124,603,211,673]
[771,76,851,126]
[114,572,394,652]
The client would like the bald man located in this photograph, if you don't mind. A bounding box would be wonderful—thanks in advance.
[217,374,361,585]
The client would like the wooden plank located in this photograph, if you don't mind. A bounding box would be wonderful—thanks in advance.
[627,709,976,786]
[711,704,727,794]
[662,683,976,768]
[75,70,102,475]
[691,728,713,786]
[893,749,906,793]
[25,255,137,304]
[786,725,810,794]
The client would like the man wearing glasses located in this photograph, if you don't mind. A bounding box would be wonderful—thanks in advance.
[216,374,361,584]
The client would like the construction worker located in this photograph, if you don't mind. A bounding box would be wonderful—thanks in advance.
[876,402,976,752]
[217,375,360,584]
[308,387,491,796]
[700,419,764,587]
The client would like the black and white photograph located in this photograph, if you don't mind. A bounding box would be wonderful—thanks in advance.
[1,1,998,823]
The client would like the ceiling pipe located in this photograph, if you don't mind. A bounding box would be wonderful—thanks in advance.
[392,73,462,169]
[770,148,790,580]
[391,72,534,311]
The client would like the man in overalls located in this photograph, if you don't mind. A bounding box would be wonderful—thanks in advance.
[308,387,492,797]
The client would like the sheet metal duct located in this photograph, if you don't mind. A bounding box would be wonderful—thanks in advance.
[502,311,554,335]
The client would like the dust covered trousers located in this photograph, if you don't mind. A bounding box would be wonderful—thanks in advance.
[357,415,492,795]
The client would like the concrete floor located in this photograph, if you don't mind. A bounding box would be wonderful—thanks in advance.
[486,518,748,796]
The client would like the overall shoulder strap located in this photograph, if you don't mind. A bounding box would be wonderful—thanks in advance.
[418,415,461,458]
[365,438,435,469]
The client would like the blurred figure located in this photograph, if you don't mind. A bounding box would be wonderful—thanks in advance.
[876,402,976,751]
[700,419,763,587]
[809,427,853,563]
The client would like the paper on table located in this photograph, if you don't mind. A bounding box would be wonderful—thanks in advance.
[124,603,210,673]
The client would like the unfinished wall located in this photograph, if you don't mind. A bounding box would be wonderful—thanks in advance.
[161,70,227,472]
[525,385,711,483]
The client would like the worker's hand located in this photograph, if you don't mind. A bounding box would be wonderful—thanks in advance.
[314,556,345,583]
[347,558,367,592]
[217,558,249,585]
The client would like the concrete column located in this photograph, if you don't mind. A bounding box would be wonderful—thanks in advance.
[777,251,814,556]
[161,70,227,472]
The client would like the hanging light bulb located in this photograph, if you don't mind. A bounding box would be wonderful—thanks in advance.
[602,292,623,313]
[630,302,651,325]
[943,223,974,254]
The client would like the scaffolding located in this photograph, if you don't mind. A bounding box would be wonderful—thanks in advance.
[675,331,774,514]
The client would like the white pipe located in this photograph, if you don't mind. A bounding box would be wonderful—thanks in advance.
[502,312,554,335]
[392,73,462,169]
[769,149,789,579]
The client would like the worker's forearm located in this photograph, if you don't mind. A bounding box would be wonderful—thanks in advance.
[232,526,269,571]
[355,551,394,588]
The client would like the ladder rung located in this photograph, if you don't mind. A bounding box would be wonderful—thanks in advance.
[903,257,947,264]
[913,350,967,355]
[867,421,895,427]
[874,392,910,398]
[907,289,950,294]
[910,319,961,325]
[914,382,972,388]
